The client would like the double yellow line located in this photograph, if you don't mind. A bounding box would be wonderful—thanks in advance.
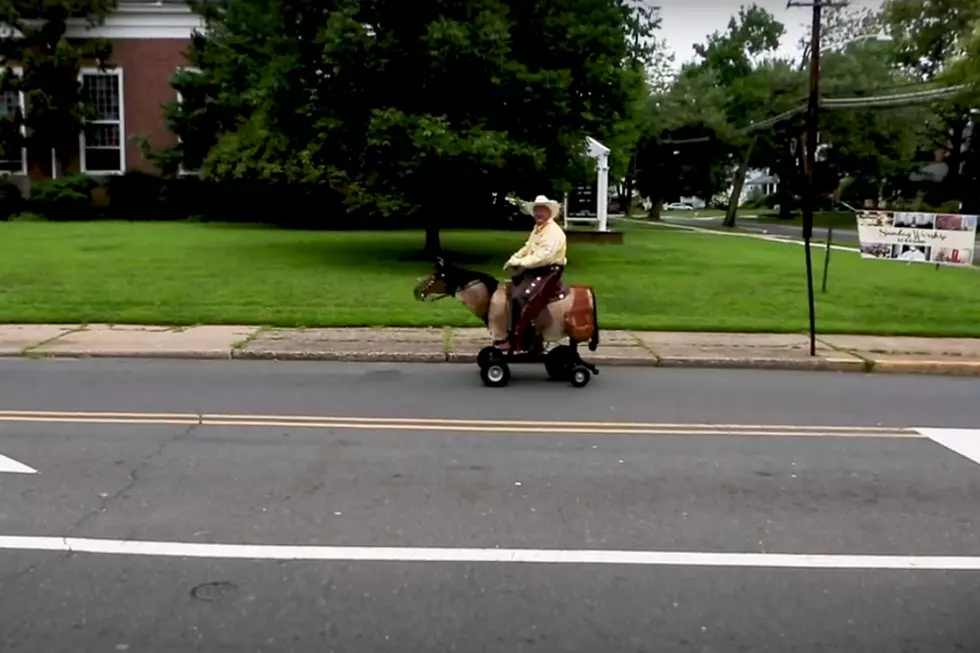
[0,409,917,437]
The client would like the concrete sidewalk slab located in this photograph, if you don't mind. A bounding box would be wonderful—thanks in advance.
[637,332,867,372]
[4,323,980,377]
[238,327,447,362]
[819,335,980,376]
[0,325,78,355]
[30,325,257,358]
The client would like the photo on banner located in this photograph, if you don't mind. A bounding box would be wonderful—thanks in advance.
[856,210,977,267]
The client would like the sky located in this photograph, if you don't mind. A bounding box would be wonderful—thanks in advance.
[657,0,885,68]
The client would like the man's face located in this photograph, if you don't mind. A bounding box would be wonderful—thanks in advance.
[533,205,551,223]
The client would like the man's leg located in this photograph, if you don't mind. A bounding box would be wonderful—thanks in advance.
[499,275,526,350]
[514,273,561,352]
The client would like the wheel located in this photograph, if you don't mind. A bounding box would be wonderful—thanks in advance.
[569,365,591,388]
[480,361,511,388]
[545,345,575,380]
[477,346,499,368]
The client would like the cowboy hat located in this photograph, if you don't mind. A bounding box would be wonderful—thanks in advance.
[531,195,561,220]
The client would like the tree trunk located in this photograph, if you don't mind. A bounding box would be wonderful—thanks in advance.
[623,154,637,217]
[648,197,663,221]
[723,136,758,228]
[938,115,968,204]
[424,222,442,257]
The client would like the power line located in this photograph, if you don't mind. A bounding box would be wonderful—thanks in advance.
[660,84,968,144]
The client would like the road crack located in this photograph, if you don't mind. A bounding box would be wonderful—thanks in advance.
[65,414,203,536]
[1,415,204,591]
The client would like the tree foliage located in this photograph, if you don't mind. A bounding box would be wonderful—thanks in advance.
[882,0,980,207]
[0,0,116,170]
[636,4,797,216]
[165,0,661,241]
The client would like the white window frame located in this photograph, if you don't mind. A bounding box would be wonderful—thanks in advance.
[175,66,201,176]
[0,66,27,176]
[78,67,125,175]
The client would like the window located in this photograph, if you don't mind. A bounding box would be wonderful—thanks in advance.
[0,67,26,175]
[175,66,201,176]
[79,68,125,174]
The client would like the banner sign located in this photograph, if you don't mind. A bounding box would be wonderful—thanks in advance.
[856,210,978,267]
[566,182,597,218]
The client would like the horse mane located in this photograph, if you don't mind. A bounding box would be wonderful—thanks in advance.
[444,262,499,297]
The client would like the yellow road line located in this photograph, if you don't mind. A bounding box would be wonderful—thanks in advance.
[0,409,919,438]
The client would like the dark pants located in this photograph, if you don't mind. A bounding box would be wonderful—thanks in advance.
[509,265,564,349]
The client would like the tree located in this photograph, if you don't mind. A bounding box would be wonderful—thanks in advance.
[164,0,662,252]
[883,0,980,206]
[816,26,932,206]
[680,4,799,226]
[634,67,733,218]
[0,0,116,176]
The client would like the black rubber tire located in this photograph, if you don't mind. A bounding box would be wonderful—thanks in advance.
[545,345,575,380]
[477,346,499,368]
[480,361,511,388]
[569,365,591,388]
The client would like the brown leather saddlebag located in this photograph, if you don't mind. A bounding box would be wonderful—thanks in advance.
[565,285,594,342]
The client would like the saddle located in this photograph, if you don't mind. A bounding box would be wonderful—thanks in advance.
[503,280,571,304]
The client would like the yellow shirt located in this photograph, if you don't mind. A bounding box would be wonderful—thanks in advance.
[507,219,567,269]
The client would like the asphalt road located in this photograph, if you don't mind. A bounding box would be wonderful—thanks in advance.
[1,359,979,652]
[664,215,856,244]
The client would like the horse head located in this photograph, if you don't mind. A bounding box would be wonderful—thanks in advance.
[413,256,499,304]
[413,256,451,301]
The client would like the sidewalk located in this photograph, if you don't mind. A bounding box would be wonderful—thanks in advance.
[3,324,980,376]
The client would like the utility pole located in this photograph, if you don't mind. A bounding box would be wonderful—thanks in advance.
[787,0,845,356]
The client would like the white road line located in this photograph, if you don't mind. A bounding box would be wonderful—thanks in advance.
[0,536,978,570]
[917,428,980,466]
[0,453,36,474]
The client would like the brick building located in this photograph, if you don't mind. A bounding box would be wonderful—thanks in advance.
[1,0,202,182]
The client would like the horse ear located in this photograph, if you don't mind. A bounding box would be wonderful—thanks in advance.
[434,255,445,269]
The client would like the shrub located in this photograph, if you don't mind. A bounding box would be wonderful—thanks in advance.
[934,199,962,214]
[9,211,47,222]
[105,171,167,220]
[0,178,24,220]
[29,174,100,221]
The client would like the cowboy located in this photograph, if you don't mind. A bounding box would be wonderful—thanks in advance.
[501,194,567,351]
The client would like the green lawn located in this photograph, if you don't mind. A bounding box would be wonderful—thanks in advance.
[2,220,980,336]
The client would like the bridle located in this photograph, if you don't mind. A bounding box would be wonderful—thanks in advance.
[417,270,485,301]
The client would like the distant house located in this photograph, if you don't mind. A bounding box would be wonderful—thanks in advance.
[720,168,778,207]
[741,170,778,203]
[1,0,202,182]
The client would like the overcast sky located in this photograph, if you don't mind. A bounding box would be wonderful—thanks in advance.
[657,0,884,67]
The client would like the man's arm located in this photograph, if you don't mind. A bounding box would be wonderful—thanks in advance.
[505,195,534,216]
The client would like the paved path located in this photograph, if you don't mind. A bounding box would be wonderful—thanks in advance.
[664,215,857,243]
[1,359,979,651]
[4,323,980,376]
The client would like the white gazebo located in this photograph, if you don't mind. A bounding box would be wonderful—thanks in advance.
[563,136,611,232]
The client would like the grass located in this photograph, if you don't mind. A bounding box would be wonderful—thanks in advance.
[2,220,980,336]
[754,211,858,230]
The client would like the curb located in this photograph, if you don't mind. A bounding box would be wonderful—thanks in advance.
[5,349,980,376]
[868,359,980,376]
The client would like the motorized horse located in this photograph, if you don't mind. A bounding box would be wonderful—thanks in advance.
[413,256,600,388]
